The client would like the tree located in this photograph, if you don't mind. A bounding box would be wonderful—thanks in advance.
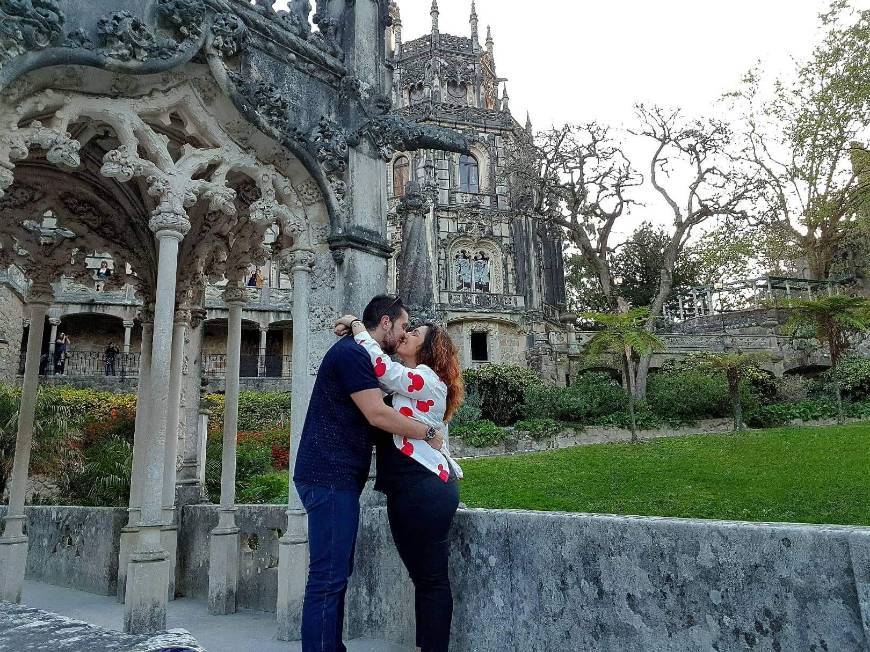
[689,351,770,432]
[781,295,870,422]
[508,110,759,398]
[730,2,870,280]
[580,308,664,441]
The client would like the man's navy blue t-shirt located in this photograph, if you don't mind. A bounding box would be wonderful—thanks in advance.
[293,336,381,492]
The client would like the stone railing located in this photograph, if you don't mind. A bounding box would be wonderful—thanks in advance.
[0,266,28,297]
[53,278,139,306]
[204,285,294,312]
[441,291,525,311]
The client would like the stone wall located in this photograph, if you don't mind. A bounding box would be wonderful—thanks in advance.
[177,504,287,613]
[0,506,126,596]
[346,509,870,652]
[0,286,24,381]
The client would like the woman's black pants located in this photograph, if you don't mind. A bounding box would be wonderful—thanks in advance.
[386,473,459,652]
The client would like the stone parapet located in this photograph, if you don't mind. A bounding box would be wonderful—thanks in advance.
[347,509,870,651]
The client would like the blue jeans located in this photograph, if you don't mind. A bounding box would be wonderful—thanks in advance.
[297,482,361,652]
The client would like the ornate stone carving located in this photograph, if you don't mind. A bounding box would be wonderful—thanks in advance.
[221,285,249,304]
[26,121,80,167]
[149,206,191,236]
[157,0,206,39]
[295,179,322,206]
[396,180,427,215]
[211,13,248,58]
[309,117,348,178]
[202,186,238,215]
[0,0,64,68]
[97,11,179,62]
[100,145,144,182]
[357,114,469,160]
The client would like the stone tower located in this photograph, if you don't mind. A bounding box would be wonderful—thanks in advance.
[385,2,570,381]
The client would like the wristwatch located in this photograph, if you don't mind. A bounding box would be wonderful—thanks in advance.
[425,426,437,441]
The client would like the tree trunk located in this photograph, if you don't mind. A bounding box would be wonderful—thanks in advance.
[623,356,638,442]
[633,354,653,399]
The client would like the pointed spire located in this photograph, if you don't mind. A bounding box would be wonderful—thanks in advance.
[486,25,494,52]
[525,112,533,133]
[501,83,510,112]
[470,0,479,48]
[431,0,440,44]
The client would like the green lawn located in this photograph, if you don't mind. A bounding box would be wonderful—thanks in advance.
[458,422,870,526]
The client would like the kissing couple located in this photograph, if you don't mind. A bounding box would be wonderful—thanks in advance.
[293,295,465,652]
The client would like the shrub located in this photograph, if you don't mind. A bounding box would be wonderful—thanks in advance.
[521,384,562,420]
[451,390,483,426]
[206,434,273,501]
[206,392,292,435]
[592,401,663,430]
[463,365,542,426]
[558,373,628,423]
[830,354,870,401]
[514,418,561,441]
[237,472,289,504]
[773,375,810,403]
[452,420,506,448]
[647,368,732,423]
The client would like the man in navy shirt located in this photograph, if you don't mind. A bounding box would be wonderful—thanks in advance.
[294,295,443,652]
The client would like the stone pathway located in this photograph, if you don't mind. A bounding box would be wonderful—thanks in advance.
[18,581,408,652]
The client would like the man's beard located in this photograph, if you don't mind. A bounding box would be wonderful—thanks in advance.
[382,331,402,355]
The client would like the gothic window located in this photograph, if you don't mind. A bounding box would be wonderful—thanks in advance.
[447,81,467,104]
[459,154,479,193]
[410,85,426,104]
[393,155,410,197]
[473,252,491,293]
[455,250,473,291]
[454,247,498,293]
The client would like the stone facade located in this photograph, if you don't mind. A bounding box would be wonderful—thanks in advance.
[385,3,571,378]
[0,285,24,382]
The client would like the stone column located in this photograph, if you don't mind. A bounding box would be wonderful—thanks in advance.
[118,314,153,601]
[396,181,436,321]
[123,320,134,354]
[277,248,314,641]
[177,308,207,502]
[47,317,60,376]
[124,207,189,635]
[258,325,268,377]
[0,296,49,603]
[160,308,189,599]
[208,286,246,615]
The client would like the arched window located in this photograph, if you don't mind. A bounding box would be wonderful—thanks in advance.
[393,155,410,197]
[454,248,495,293]
[447,81,467,104]
[473,252,491,293]
[459,154,479,193]
[410,86,426,104]
[455,250,473,291]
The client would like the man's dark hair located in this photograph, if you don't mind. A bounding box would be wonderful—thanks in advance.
[362,295,406,329]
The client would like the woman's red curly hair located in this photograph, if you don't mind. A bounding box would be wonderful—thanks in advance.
[417,323,465,421]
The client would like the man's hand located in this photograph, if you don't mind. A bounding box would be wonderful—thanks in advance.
[426,431,444,452]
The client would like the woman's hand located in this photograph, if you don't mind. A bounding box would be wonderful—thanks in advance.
[426,430,445,452]
[333,314,358,337]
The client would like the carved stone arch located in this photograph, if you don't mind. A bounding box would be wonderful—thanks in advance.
[452,141,491,193]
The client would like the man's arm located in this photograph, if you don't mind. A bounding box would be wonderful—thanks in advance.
[351,388,444,451]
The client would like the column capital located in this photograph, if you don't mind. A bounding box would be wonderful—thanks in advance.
[49,317,62,326]
[123,320,136,329]
[149,205,191,239]
[286,248,315,273]
[190,307,207,329]
[221,286,249,305]
[173,308,192,326]
[259,324,270,334]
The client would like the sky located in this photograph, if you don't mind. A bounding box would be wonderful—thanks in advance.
[395,0,854,129]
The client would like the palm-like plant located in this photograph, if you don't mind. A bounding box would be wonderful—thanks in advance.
[581,308,665,441]
[0,385,79,500]
[690,351,770,432]
[782,296,870,423]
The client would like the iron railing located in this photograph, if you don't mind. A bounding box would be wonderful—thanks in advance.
[21,350,141,378]
[201,354,293,380]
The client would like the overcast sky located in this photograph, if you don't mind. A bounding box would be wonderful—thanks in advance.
[395,0,860,128]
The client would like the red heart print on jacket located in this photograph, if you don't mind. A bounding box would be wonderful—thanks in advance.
[415,399,435,413]
[399,406,414,417]
[438,464,449,482]
[373,357,387,378]
[407,372,424,392]
[401,437,414,456]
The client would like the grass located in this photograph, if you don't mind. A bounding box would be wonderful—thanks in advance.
[458,422,870,526]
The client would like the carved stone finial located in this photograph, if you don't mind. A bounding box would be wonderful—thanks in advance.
[397,181,428,216]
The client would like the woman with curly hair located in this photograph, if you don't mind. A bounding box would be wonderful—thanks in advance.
[335,314,464,652]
